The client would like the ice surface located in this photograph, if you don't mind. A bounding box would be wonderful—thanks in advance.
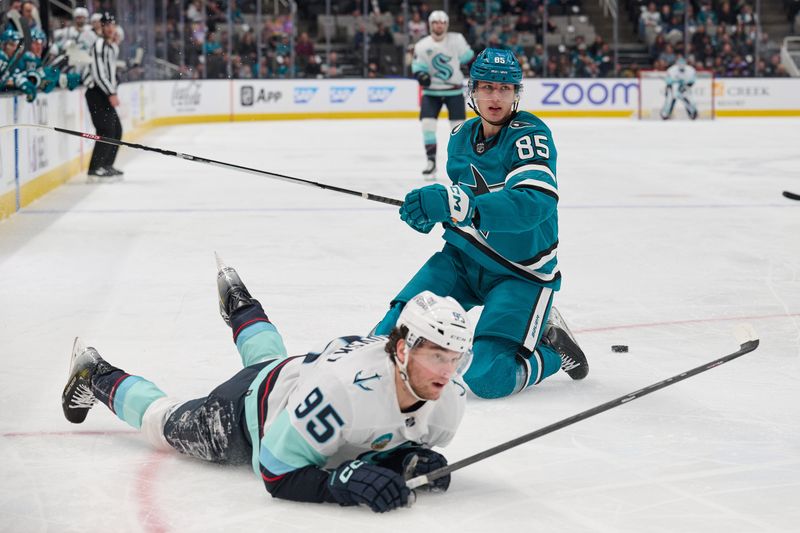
[1,118,798,532]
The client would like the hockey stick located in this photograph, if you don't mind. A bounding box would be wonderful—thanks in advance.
[0,124,403,207]
[0,39,25,80]
[782,191,800,201]
[406,325,760,490]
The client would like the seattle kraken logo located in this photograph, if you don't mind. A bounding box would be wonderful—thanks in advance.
[353,371,381,391]
[432,53,453,81]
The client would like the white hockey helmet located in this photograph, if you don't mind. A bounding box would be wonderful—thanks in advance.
[428,10,449,28]
[74,7,89,19]
[397,291,472,354]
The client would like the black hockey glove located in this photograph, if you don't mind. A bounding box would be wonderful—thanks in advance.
[415,71,431,88]
[327,459,411,513]
[366,446,451,492]
[402,448,450,492]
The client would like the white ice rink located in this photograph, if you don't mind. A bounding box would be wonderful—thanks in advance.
[1,117,799,532]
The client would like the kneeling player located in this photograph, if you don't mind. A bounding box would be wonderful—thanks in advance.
[62,258,473,513]
[375,48,589,399]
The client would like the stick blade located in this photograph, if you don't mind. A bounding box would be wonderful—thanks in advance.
[733,323,759,351]
[782,191,800,201]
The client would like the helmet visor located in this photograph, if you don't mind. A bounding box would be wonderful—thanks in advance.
[405,337,468,375]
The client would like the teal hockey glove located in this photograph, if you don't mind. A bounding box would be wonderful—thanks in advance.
[405,218,437,234]
[40,66,60,93]
[400,184,475,229]
[63,71,82,90]
[20,79,37,102]
[328,459,411,513]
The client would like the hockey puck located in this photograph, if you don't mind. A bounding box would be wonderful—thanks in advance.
[611,345,629,353]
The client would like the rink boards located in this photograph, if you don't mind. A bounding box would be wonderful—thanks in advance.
[1,77,799,220]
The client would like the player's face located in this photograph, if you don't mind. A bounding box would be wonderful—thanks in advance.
[430,20,447,37]
[405,342,462,400]
[473,81,517,122]
[102,23,116,40]
[30,40,43,56]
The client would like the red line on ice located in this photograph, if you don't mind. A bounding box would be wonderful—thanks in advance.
[135,450,171,533]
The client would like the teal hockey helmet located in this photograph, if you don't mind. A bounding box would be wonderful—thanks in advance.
[1,28,21,43]
[30,27,47,43]
[469,48,523,86]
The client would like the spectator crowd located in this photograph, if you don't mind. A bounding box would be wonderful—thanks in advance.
[2,0,795,104]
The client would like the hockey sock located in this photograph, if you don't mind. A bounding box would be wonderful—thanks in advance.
[230,301,288,366]
[421,118,437,161]
[92,370,167,430]
[521,344,562,389]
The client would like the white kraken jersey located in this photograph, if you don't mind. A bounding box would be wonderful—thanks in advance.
[412,32,474,93]
[257,335,467,475]
[665,64,697,87]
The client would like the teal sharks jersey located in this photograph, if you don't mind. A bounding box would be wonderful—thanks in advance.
[444,111,561,289]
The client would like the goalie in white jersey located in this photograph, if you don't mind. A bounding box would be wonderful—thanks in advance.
[62,257,473,513]
[661,57,698,120]
[412,10,475,180]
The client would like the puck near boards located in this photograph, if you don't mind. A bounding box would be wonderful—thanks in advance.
[611,344,629,353]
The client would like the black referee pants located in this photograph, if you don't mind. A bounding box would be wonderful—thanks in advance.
[85,86,122,172]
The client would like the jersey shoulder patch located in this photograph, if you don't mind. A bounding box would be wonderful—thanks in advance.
[509,120,535,129]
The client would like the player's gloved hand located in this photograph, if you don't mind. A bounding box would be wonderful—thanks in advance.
[401,448,450,492]
[404,218,437,234]
[400,184,475,229]
[65,72,82,90]
[328,459,411,513]
[20,79,37,102]
[415,71,431,88]
[41,66,60,93]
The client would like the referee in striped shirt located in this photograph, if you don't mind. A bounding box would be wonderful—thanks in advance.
[85,12,123,179]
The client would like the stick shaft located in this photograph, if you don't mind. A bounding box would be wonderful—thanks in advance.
[407,338,759,489]
[3,124,403,207]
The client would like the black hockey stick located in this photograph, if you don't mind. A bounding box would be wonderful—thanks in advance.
[406,326,760,490]
[0,124,403,207]
[0,39,24,80]
[782,191,800,201]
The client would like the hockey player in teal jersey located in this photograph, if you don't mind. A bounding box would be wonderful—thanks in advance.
[375,48,588,399]
[62,258,473,513]
[0,28,36,101]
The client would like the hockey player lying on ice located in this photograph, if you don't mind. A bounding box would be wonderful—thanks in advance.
[62,258,473,513]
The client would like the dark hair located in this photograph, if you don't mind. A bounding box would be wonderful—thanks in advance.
[384,325,408,362]
[385,325,439,363]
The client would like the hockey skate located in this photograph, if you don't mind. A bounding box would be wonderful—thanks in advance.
[422,159,437,181]
[216,253,257,327]
[62,337,112,423]
[542,307,589,380]
[87,167,123,183]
